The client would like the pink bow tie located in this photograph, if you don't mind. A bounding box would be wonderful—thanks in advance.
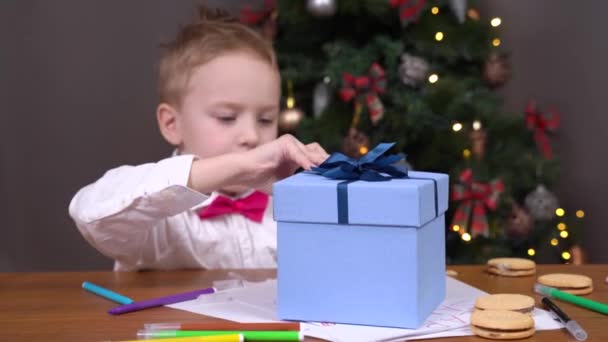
[197,191,269,223]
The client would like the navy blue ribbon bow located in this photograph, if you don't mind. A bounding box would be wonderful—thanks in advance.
[312,142,408,182]
[312,142,409,224]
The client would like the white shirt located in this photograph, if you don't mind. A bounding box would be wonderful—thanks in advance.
[68,155,277,271]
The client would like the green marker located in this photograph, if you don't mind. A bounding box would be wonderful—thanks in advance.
[535,283,608,314]
[137,330,303,341]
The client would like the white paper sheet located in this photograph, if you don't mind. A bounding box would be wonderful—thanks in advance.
[167,276,561,342]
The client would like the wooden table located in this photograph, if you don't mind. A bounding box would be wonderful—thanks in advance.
[1,265,606,341]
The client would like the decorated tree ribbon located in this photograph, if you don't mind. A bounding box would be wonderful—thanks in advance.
[451,169,504,237]
[339,63,387,125]
[525,100,560,159]
[389,0,426,26]
[240,0,276,25]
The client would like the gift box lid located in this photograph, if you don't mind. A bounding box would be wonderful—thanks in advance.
[273,170,448,227]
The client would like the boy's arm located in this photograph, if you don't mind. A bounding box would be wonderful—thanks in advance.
[69,135,328,266]
[187,134,329,194]
[69,155,208,264]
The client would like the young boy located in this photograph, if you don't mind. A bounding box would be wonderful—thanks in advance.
[69,8,328,271]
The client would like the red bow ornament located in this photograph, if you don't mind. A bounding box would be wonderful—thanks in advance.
[339,63,387,125]
[389,0,426,26]
[451,169,504,237]
[240,0,276,25]
[525,100,560,159]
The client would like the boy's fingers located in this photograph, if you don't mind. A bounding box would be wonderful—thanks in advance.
[286,138,315,170]
[305,142,329,164]
[287,136,319,168]
[279,135,326,169]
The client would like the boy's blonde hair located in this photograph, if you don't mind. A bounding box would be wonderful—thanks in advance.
[158,7,277,107]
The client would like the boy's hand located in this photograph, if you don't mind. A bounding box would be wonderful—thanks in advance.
[188,135,329,195]
[239,134,329,193]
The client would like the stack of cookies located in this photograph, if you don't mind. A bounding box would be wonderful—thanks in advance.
[486,257,536,277]
[470,310,535,340]
[471,293,536,339]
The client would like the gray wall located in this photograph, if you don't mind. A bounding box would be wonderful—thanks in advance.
[1,0,228,271]
[479,1,608,263]
[1,1,606,271]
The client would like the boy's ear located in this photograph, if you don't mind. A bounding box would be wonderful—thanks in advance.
[157,103,182,146]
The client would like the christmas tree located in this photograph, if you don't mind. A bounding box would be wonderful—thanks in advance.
[239,0,584,264]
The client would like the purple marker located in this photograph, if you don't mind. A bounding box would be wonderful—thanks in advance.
[108,287,215,315]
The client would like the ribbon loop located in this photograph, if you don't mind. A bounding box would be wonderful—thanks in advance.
[311,143,443,225]
[525,100,560,159]
[240,0,276,25]
[339,63,387,124]
[451,169,504,237]
[312,142,407,182]
[390,0,426,26]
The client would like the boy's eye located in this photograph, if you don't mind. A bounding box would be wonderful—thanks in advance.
[216,115,236,122]
[258,117,276,125]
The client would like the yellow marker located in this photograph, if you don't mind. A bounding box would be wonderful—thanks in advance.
[111,334,244,342]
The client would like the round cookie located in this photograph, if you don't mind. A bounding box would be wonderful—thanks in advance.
[487,258,536,277]
[471,309,535,340]
[537,273,593,295]
[475,294,535,314]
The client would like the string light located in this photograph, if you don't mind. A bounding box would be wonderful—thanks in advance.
[555,208,565,217]
[492,38,501,47]
[490,17,502,27]
[286,97,295,108]
[557,222,566,231]
[527,248,536,256]
[562,251,571,260]
[550,238,559,246]
[576,210,585,218]
[286,80,295,109]
[428,74,439,83]
[462,233,472,242]
[472,120,482,130]
[431,6,439,15]
[452,122,463,132]
[435,32,444,41]
[452,225,461,232]
[560,231,569,238]
[463,149,471,159]
[359,146,368,155]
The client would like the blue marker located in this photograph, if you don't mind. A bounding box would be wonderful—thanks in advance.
[82,281,134,305]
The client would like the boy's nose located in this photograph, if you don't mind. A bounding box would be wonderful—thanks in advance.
[237,124,260,149]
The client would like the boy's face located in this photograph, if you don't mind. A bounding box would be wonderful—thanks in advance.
[179,51,280,157]
[162,51,280,194]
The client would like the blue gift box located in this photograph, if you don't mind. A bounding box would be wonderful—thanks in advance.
[273,156,449,328]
